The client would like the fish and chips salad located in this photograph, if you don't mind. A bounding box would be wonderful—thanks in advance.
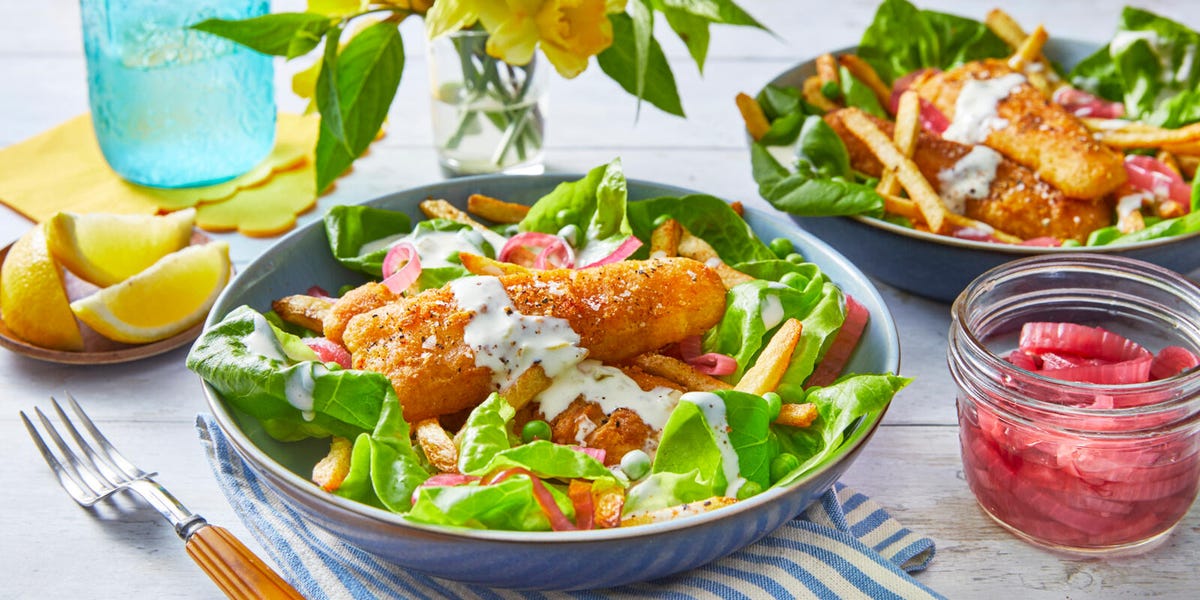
[741,0,1200,246]
[187,160,907,532]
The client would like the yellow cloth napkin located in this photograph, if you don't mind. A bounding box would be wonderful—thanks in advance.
[0,112,320,237]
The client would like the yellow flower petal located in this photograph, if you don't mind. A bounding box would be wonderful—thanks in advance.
[425,0,480,39]
[535,0,613,78]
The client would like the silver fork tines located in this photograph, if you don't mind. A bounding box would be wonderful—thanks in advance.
[20,394,151,506]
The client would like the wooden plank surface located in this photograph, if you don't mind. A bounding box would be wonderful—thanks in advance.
[2,1,1198,598]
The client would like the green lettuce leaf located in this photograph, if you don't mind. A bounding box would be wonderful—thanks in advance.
[751,139,885,218]
[408,476,573,530]
[324,204,412,277]
[334,395,429,512]
[519,158,636,266]
[186,306,388,441]
[1070,7,1200,127]
[856,0,1009,85]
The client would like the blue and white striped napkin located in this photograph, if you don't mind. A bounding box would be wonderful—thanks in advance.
[197,415,945,600]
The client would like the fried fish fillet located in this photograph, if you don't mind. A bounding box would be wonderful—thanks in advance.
[825,109,1112,242]
[910,59,1126,200]
[333,258,727,422]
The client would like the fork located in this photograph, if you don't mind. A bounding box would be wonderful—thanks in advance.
[20,394,305,600]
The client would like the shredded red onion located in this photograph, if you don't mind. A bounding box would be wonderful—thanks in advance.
[381,242,422,293]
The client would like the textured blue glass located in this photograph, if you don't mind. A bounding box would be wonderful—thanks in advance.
[80,0,275,188]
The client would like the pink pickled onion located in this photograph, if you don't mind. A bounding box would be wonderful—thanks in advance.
[1052,87,1125,119]
[1124,155,1192,209]
[1020,237,1063,247]
[484,467,576,531]
[1020,322,1151,362]
[411,473,481,505]
[581,236,644,268]
[1039,355,1153,385]
[1150,346,1200,380]
[807,295,869,387]
[381,242,422,293]
[677,335,738,376]
[572,446,607,464]
[303,337,352,369]
[887,69,949,135]
[500,232,575,269]
[306,285,334,299]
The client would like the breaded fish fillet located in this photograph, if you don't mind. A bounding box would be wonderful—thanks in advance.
[825,109,1112,242]
[334,258,727,422]
[910,59,1126,200]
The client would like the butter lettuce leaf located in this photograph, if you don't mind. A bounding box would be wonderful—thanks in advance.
[408,476,573,531]
[627,194,775,263]
[519,158,635,266]
[324,204,412,277]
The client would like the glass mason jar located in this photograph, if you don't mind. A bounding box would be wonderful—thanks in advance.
[427,29,548,177]
[948,254,1200,556]
[80,0,275,188]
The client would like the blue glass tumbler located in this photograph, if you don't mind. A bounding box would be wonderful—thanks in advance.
[80,0,275,188]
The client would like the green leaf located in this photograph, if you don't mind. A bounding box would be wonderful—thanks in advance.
[315,21,405,192]
[191,13,332,59]
[597,13,685,117]
[324,204,412,276]
[857,0,1008,84]
[751,142,885,217]
[654,0,765,28]
[796,115,852,179]
[519,158,636,266]
[660,7,711,73]
[839,67,887,118]
[626,194,776,264]
[629,0,654,112]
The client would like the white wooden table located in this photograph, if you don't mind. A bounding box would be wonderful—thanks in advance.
[2,1,1198,598]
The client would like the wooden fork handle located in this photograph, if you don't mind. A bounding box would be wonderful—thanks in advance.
[185,524,306,599]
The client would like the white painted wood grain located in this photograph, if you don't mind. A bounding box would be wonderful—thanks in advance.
[2,1,1199,598]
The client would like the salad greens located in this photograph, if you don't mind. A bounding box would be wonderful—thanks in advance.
[747,0,1200,248]
[188,158,907,532]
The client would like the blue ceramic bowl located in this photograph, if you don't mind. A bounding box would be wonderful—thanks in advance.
[199,174,901,591]
[765,39,1200,303]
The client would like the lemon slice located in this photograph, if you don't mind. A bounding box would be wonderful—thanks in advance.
[1,223,84,350]
[46,208,195,287]
[70,241,231,344]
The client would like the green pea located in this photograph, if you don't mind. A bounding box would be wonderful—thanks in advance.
[770,453,800,484]
[736,480,764,500]
[820,80,841,101]
[768,237,794,258]
[521,420,552,443]
[620,450,651,480]
[652,214,673,228]
[762,392,782,421]
[785,252,806,264]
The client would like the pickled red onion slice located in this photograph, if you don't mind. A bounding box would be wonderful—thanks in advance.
[1038,355,1153,385]
[381,242,422,293]
[484,467,576,531]
[1150,346,1200,379]
[808,295,868,387]
[581,236,644,268]
[303,337,352,369]
[410,473,481,505]
[1052,87,1126,119]
[572,446,606,464]
[500,232,575,269]
[1124,155,1192,209]
[677,335,737,376]
[1019,322,1151,362]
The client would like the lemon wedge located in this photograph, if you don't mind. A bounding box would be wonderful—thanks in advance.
[46,208,195,287]
[70,241,230,344]
[1,223,84,350]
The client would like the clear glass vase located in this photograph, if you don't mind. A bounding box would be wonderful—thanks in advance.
[427,30,548,177]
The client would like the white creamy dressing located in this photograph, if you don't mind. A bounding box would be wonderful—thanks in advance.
[681,392,746,497]
[450,276,588,390]
[761,292,785,332]
[1117,192,1150,221]
[285,363,329,421]
[364,229,493,270]
[942,73,1027,145]
[936,145,1004,214]
[534,359,681,430]
[243,312,288,362]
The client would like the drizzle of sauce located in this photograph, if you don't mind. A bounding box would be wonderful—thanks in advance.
[680,391,746,497]
[285,363,329,421]
[937,145,1004,214]
[535,360,680,429]
[943,73,1027,145]
[243,312,287,362]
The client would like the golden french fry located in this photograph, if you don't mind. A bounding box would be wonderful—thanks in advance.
[467,193,529,224]
[459,252,530,276]
[650,219,683,258]
[1157,151,1183,177]
[1095,121,1200,149]
[877,90,922,197]
[312,436,352,492]
[775,403,819,428]
[420,199,492,231]
[986,9,1059,93]
[735,318,804,395]
[882,194,1023,243]
[1163,141,1200,156]
[272,294,334,333]
[802,76,839,113]
[838,54,891,109]
[816,53,840,90]
[1177,155,1199,179]
[620,496,738,527]
[841,109,949,233]
[593,484,625,529]
[735,92,771,141]
[416,418,459,473]
[501,365,553,411]
[985,8,1028,50]
[631,353,733,392]
[677,230,756,289]
[730,201,746,218]
[1008,24,1048,71]
[1118,206,1147,234]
